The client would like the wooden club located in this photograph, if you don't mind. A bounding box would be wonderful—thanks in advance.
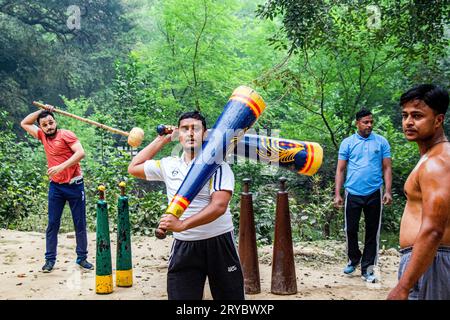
[33,101,144,148]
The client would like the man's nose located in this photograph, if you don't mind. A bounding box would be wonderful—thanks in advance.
[404,116,414,126]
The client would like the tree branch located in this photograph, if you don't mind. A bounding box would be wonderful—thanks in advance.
[319,80,338,150]
[191,0,209,112]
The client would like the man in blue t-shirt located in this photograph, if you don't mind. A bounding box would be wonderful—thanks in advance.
[334,109,392,283]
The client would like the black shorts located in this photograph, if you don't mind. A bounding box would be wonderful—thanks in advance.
[167,231,245,300]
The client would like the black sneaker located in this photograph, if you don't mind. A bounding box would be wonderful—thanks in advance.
[76,259,94,270]
[42,260,55,273]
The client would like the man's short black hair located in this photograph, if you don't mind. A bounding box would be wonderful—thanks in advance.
[37,110,55,125]
[178,111,207,130]
[355,108,372,121]
[400,84,449,115]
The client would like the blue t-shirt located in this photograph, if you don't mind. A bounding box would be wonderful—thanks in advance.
[338,132,391,196]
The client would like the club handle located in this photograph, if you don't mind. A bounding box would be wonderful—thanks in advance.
[156,124,174,136]
[32,101,130,137]
[155,227,167,239]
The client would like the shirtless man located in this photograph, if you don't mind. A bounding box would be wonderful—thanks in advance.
[387,84,450,300]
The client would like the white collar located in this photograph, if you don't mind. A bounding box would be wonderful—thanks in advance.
[180,152,195,167]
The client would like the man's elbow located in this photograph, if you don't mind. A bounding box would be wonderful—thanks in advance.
[75,150,85,161]
[429,229,445,241]
[423,227,445,243]
[128,164,137,177]
[20,121,27,130]
[214,202,228,216]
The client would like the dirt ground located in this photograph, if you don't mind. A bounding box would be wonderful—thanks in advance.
[0,228,400,300]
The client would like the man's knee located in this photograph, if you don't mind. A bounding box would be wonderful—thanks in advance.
[345,225,359,235]
[46,218,61,231]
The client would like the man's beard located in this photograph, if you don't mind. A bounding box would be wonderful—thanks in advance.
[44,127,58,137]
[186,146,201,154]
[183,143,202,156]
[360,129,372,138]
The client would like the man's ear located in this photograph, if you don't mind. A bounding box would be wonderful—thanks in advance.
[203,130,209,140]
[435,114,445,128]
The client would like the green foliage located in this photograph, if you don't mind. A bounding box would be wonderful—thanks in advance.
[0,0,133,131]
[382,192,406,233]
[292,175,341,241]
[128,188,167,236]
[257,0,449,57]
[0,110,47,227]
[135,0,281,125]
[255,0,449,149]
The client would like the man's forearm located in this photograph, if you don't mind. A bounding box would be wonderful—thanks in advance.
[130,136,167,167]
[335,171,344,196]
[384,167,392,193]
[59,150,85,170]
[21,110,41,125]
[182,202,227,230]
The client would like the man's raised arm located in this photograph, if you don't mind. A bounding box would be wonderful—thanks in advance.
[20,110,41,139]
[128,133,173,179]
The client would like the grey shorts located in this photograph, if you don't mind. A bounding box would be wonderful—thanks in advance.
[399,246,450,300]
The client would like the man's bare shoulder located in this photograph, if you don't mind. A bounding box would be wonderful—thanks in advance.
[419,143,450,181]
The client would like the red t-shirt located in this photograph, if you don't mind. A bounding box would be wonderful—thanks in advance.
[37,129,83,183]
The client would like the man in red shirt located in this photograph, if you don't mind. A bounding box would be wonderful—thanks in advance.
[21,105,94,272]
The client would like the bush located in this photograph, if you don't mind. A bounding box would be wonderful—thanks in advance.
[291,174,343,241]
[0,110,48,228]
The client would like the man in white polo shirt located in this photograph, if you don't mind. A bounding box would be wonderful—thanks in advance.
[128,111,244,300]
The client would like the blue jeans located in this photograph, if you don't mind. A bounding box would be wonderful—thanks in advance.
[45,181,88,263]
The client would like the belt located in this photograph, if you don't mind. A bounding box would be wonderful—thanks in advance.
[69,176,84,185]
[400,246,450,254]
[52,176,83,185]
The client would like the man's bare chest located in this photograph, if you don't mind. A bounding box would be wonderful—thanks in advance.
[404,157,427,201]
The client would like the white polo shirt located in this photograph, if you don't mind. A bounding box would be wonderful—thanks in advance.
[144,155,235,241]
